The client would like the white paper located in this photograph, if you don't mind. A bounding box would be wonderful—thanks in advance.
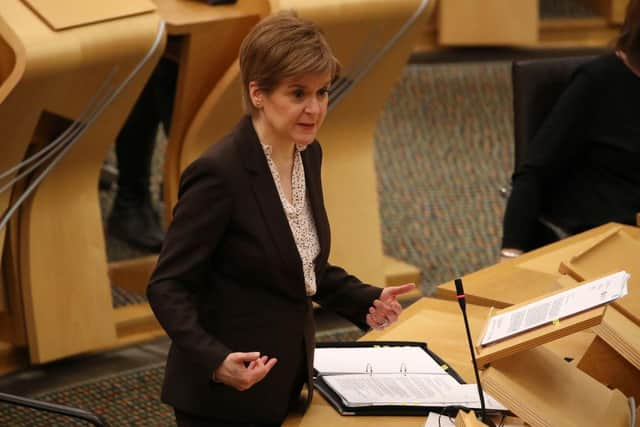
[481,270,629,345]
[323,373,462,406]
[314,346,447,375]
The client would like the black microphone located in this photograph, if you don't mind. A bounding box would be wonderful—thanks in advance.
[454,278,495,427]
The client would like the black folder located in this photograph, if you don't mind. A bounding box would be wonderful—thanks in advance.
[313,341,506,417]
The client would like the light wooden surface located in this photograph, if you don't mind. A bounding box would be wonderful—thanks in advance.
[22,0,156,30]
[436,223,640,307]
[454,411,489,427]
[438,0,538,46]
[559,227,640,326]
[578,335,640,403]
[475,303,606,367]
[483,347,632,427]
[0,0,164,363]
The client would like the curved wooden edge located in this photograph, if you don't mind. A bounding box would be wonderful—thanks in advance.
[0,12,25,102]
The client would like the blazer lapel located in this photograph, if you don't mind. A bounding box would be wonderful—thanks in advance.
[235,116,304,282]
[302,144,330,270]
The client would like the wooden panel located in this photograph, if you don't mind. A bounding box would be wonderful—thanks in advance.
[560,227,640,325]
[611,0,630,23]
[0,0,164,363]
[483,347,631,427]
[108,255,158,295]
[22,0,155,30]
[578,336,640,403]
[437,223,640,307]
[475,304,606,367]
[438,0,538,46]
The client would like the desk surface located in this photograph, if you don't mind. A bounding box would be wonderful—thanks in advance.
[436,223,640,307]
[284,297,593,426]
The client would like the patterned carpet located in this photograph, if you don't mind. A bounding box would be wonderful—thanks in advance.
[376,61,512,294]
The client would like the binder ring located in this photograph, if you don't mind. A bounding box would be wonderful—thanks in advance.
[365,363,373,376]
[400,362,407,376]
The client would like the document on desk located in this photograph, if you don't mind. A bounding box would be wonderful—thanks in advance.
[323,374,508,408]
[481,270,630,346]
[315,345,448,375]
[314,343,508,414]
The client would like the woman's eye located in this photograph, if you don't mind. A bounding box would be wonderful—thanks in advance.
[292,89,305,99]
[318,88,330,97]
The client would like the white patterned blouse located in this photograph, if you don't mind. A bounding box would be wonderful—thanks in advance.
[261,143,320,296]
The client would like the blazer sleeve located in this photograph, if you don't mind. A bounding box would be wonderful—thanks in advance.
[313,264,382,330]
[147,156,233,375]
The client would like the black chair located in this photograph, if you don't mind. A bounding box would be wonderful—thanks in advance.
[511,55,596,171]
[0,392,110,426]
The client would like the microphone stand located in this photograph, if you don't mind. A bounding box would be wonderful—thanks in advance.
[455,278,496,427]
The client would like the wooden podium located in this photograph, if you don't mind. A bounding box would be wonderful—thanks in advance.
[473,281,634,427]
[0,0,164,370]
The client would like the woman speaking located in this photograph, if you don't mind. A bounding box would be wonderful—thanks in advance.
[147,11,415,426]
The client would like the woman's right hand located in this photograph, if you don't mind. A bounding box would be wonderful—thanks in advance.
[213,352,278,391]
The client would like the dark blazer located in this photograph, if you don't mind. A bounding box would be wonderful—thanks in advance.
[147,115,381,424]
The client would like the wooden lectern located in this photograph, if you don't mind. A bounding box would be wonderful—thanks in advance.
[0,0,164,371]
[474,285,634,427]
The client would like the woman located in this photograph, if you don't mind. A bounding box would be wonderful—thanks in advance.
[147,11,414,426]
[500,0,640,259]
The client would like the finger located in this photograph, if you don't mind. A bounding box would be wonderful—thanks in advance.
[381,283,416,300]
[247,358,278,385]
[366,314,380,329]
[232,352,261,363]
[390,300,402,316]
[368,307,384,324]
[373,299,392,312]
[367,314,385,330]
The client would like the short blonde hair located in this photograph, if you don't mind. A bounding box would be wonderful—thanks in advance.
[239,11,341,114]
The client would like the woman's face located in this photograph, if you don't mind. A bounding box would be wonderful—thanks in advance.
[251,71,332,147]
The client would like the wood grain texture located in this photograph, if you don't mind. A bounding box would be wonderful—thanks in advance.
[0,0,164,363]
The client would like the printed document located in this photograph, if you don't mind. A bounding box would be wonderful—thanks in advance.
[481,270,629,345]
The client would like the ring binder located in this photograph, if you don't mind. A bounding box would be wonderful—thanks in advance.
[313,341,510,417]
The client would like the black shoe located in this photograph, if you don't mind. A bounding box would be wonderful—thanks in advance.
[107,197,164,252]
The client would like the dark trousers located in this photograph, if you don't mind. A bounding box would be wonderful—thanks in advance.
[174,409,280,427]
[115,56,177,199]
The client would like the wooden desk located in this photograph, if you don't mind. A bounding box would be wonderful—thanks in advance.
[284,297,591,426]
[435,223,640,307]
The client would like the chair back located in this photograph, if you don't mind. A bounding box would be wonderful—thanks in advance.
[512,55,596,168]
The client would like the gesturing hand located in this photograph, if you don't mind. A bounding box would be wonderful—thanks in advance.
[214,352,278,391]
[366,283,416,330]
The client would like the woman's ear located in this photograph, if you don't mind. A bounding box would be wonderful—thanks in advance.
[248,81,263,109]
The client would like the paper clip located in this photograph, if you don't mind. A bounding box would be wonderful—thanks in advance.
[400,362,407,376]
[365,363,373,376]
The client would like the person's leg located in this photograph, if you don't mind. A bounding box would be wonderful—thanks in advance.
[108,58,176,251]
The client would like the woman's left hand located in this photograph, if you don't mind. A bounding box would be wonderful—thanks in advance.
[366,283,416,330]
